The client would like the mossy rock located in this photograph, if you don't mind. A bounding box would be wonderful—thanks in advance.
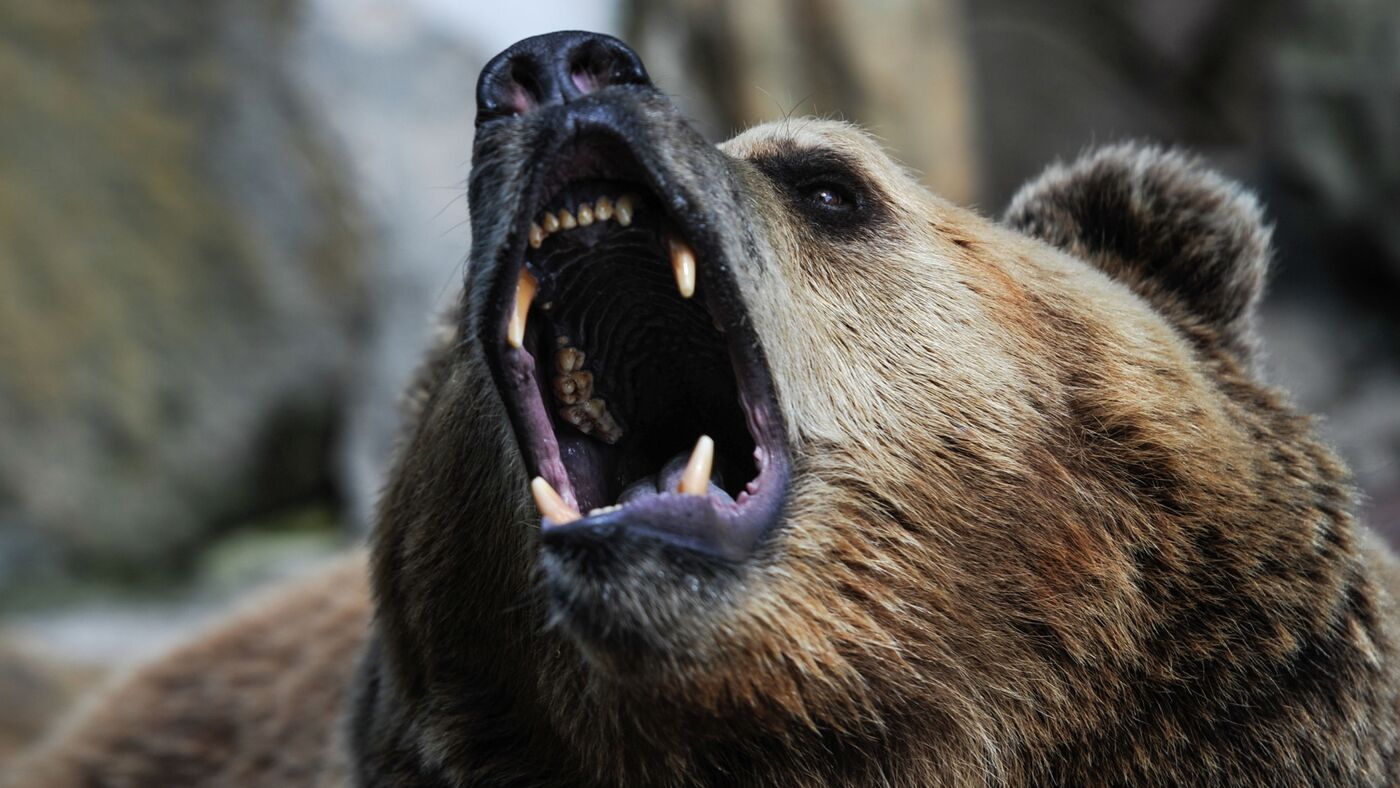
[0,0,366,590]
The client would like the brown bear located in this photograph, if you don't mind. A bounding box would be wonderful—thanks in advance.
[7,31,1399,787]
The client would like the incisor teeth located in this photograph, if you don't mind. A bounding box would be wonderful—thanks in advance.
[669,236,697,298]
[594,195,613,221]
[531,477,580,524]
[678,435,715,495]
[559,209,577,230]
[577,203,594,226]
[529,222,544,249]
[615,194,634,227]
[507,269,537,348]
[541,212,560,233]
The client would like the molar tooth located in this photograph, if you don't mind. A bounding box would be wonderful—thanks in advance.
[577,203,594,226]
[559,209,577,230]
[582,398,607,419]
[531,477,580,525]
[553,370,593,405]
[594,195,613,221]
[507,268,537,348]
[678,435,715,495]
[615,194,634,227]
[560,404,587,426]
[541,212,560,233]
[555,347,585,373]
[529,222,544,249]
[669,235,697,298]
[592,409,623,444]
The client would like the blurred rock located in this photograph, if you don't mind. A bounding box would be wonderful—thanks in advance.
[0,0,367,593]
[293,0,482,527]
[624,0,979,204]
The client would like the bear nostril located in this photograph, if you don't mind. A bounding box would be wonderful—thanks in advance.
[567,39,649,97]
[476,32,652,126]
[507,59,543,114]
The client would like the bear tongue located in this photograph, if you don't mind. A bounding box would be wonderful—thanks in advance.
[611,450,729,511]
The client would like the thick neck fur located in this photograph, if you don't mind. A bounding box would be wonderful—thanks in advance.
[350,250,1399,788]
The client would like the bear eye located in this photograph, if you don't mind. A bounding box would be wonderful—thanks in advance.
[803,182,854,211]
[749,147,884,234]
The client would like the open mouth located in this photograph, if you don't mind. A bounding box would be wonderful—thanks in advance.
[488,132,788,560]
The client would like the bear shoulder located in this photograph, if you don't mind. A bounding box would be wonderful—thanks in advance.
[3,555,369,788]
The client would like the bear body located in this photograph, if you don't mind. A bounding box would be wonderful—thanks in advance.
[8,32,1399,788]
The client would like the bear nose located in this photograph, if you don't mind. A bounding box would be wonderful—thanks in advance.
[476,31,651,126]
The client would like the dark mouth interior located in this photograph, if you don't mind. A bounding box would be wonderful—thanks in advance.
[491,131,782,532]
[522,184,758,513]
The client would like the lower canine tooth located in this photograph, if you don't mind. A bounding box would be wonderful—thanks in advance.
[678,435,715,495]
[531,477,580,524]
[669,236,697,298]
[507,269,537,348]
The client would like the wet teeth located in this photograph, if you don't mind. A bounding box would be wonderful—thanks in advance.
[615,194,634,227]
[507,268,537,348]
[669,235,697,299]
[594,195,613,221]
[678,435,715,495]
[531,193,636,242]
[531,477,580,524]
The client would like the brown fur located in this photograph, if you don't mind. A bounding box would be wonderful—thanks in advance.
[3,557,368,787]
[7,119,1399,786]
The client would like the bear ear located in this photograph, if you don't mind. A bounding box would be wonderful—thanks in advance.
[1004,143,1272,360]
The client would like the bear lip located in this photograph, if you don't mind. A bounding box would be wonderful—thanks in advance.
[485,119,790,561]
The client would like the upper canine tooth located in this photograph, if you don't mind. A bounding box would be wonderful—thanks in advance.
[669,236,697,299]
[531,477,580,525]
[529,222,544,249]
[615,194,634,227]
[594,195,614,221]
[507,268,537,348]
[559,209,577,230]
[541,212,560,233]
[678,435,715,495]
[577,203,594,226]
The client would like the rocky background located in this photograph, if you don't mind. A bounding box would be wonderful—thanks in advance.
[1,0,1395,762]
